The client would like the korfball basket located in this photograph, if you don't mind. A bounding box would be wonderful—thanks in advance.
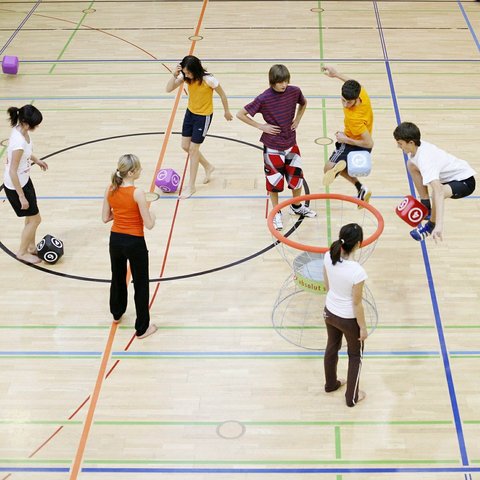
[267,193,384,350]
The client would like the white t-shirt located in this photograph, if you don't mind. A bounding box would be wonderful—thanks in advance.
[409,141,476,186]
[177,72,219,89]
[324,251,368,319]
[4,126,33,189]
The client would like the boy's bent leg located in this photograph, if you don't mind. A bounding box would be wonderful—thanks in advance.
[323,160,347,186]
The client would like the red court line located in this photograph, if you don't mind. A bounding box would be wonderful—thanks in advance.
[3,4,209,479]
[68,2,209,479]
[68,323,118,479]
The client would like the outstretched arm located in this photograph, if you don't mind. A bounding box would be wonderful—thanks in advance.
[214,84,233,121]
[322,65,351,83]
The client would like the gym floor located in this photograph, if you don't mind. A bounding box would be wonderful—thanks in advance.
[1,1,480,479]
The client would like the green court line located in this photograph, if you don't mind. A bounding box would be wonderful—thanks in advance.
[0,354,441,360]
[48,1,95,75]
[0,324,479,330]
[0,420,455,426]
[0,458,462,465]
[335,426,342,459]
[316,2,332,247]
[109,355,440,360]
[1,324,466,329]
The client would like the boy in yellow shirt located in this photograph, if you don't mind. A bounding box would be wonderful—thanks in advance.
[322,66,373,205]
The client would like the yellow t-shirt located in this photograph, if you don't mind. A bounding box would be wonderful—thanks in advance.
[344,87,373,140]
[187,75,219,116]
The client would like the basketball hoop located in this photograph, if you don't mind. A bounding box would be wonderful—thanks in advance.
[267,193,384,350]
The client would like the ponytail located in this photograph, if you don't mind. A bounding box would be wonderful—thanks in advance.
[7,107,19,127]
[329,223,364,265]
[110,154,141,192]
[7,104,43,128]
[329,239,343,265]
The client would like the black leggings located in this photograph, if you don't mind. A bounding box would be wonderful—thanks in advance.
[109,232,150,336]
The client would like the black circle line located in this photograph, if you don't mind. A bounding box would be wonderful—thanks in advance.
[1,131,310,283]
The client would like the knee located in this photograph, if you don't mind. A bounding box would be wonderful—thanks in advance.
[181,144,189,153]
[30,214,41,226]
[188,144,200,156]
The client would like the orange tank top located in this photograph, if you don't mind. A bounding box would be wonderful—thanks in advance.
[109,186,144,237]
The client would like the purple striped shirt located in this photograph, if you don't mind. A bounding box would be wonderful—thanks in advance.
[244,85,306,150]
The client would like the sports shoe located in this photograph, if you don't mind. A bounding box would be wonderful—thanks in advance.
[323,160,346,186]
[410,222,434,241]
[289,204,317,218]
[356,185,371,209]
[273,212,283,230]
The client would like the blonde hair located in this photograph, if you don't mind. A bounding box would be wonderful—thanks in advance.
[110,154,141,191]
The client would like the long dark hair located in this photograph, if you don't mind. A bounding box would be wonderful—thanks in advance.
[7,104,43,129]
[180,55,208,85]
[329,223,364,265]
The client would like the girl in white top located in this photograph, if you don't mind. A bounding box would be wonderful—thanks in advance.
[394,122,476,242]
[4,105,48,264]
[323,223,368,407]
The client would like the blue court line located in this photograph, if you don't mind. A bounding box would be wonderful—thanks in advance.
[2,466,480,474]
[1,350,479,357]
[0,0,41,55]
[374,0,470,468]
[457,0,480,52]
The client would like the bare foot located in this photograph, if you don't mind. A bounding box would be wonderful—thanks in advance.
[17,253,42,264]
[27,248,38,255]
[180,186,196,199]
[203,165,215,184]
[137,324,158,339]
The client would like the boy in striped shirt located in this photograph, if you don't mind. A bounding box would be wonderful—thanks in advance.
[237,64,316,231]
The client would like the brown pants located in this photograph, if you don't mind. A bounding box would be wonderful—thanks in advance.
[323,307,364,407]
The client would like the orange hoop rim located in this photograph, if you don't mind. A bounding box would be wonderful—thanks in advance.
[267,193,384,253]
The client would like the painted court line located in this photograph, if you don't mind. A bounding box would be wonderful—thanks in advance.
[373,0,471,470]
[67,2,209,479]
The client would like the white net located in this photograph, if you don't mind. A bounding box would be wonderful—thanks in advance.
[269,194,383,351]
[272,195,382,266]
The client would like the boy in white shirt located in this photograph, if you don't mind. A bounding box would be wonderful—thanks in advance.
[393,122,476,242]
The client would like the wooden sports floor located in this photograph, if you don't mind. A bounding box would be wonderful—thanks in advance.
[1,1,480,479]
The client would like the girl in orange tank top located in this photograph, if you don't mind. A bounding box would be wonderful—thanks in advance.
[102,154,157,339]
